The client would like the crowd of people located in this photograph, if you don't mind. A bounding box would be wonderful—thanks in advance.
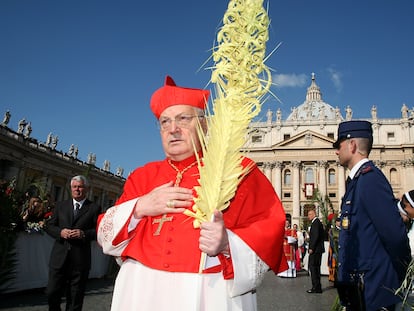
[21,196,52,222]
[18,193,54,232]
[277,219,308,278]
[277,213,343,287]
[278,219,299,278]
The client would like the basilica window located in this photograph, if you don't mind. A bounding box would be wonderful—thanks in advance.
[387,132,395,141]
[328,168,336,185]
[305,168,314,183]
[284,169,291,185]
[251,135,263,143]
[390,168,399,185]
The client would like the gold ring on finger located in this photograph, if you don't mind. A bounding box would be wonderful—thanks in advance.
[166,200,175,208]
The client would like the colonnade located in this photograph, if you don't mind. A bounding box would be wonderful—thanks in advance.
[261,160,347,225]
[260,158,414,225]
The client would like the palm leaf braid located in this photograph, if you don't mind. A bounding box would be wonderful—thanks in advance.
[184,0,272,230]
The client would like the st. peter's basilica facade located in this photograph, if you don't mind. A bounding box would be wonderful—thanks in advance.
[244,73,414,226]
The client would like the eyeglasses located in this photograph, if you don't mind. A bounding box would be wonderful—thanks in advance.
[158,114,204,131]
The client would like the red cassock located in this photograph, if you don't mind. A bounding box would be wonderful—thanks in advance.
[282,228,298,261]
[101,155,288,278]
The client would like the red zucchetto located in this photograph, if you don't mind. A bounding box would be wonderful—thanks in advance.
[150,75,210,118]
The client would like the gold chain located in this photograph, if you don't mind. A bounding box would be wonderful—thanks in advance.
[168,159,198,187]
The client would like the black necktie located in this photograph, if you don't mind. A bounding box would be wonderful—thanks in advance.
[74,203,80,217]
[346,176,351,189]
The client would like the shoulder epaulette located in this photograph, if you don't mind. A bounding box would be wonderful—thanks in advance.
[355,163,373,178]
[360,165,373,174]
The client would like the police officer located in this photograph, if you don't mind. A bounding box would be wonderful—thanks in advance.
[333,120,410,311]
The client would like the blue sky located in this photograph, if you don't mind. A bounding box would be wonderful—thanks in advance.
[1,1,413,176]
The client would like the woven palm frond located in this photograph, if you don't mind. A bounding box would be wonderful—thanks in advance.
[184,0,272,227]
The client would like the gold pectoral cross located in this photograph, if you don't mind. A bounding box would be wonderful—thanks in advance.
[152,214,173,236]
[174,172,183,187]
[154,159,196,236]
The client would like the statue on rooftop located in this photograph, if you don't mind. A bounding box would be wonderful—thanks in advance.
[116,167,124,177]
[401,103,409,119]
[345,105,352,121]
[276,108,282,122]
[335,106,341,121]
[266,109,272,123]
[371,105,377,120]
[46,132,53,146]
[24,122,32,138]
[17,118,27,134]
[50,135,58,149]
[87,153,96,165]
[103,160,110,172]
[1,110,11,126]
[68,144,75,157]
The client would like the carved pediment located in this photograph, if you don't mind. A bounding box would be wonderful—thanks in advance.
[274,130,335,149]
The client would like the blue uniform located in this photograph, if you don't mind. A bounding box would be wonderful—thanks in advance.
[338,161,410,310]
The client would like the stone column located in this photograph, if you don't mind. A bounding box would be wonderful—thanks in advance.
[374,160,387,180]
[40,174,53,202]
[272,161,283,198]
[263,162,272,182]
[372,122,380,147]
[402,160,414,191]
[88,185,95,202]
[292,161,301,224]
[401,120,411,143]
[337,162,346,199]
[101,191,107,209]
[45,175,53,194]
[16,166,27,193]
[318,160,327,197]
[64,179,71,201]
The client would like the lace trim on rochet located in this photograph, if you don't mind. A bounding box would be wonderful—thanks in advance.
[254,256,269,287]
[99,205,118,244]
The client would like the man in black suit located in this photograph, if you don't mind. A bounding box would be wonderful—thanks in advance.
[306,208,325,294]
[45,175,101,311]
